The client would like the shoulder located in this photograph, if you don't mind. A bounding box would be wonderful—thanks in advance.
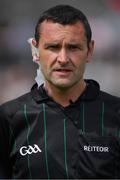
[0,91,32,118]
[85,79,120,112]
[0,83,46,119]
[98,91,120,115]
[99,90,120,104]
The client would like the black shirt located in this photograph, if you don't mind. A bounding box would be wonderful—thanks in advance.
[0,79,120,179]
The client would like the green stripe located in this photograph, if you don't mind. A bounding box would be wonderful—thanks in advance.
[43,103,50,179]
[101,102,105,136]
[37,109,43,144]
[9,126,16,152]
[82,103,85,135]
[24,104,32,179]
[64,118,69,179]
[9,127,17,179]
[37,109,44,177]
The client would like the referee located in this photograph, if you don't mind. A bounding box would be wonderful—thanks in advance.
[0,4,120,179]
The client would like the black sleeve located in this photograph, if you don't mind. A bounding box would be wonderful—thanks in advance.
[0,105,12,178]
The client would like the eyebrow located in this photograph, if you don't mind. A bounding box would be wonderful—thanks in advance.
[44,43,60,47]
[44,42,85,48]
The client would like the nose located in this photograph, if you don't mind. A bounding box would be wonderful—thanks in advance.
[57,48,69,64]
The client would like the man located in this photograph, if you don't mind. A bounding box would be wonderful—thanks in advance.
[0,4,120,179]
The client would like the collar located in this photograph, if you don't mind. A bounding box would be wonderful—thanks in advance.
[31,79,100,104]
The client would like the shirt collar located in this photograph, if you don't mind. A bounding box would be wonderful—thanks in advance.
[31,79,100,104]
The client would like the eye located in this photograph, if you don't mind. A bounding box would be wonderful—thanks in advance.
[68,45,80,51]
[45,45,60,51]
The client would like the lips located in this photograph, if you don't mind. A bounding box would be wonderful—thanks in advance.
[55,69,71,72]
[53,68,72,72]
[53,68,72,76]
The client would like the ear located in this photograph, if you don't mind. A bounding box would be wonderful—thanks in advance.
[28,38,40,64]
[86,40,94,62]
[32,38,37,47]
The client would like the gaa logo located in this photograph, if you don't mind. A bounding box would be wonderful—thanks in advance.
[20,144,42,156]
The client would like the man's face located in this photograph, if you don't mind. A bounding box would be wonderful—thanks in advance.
[37,21,94,90]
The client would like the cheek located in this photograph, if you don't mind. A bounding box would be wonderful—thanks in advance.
[70,51,88,60]
[40,49,57,60]
[39,52,54,70]
[70,54,87,67]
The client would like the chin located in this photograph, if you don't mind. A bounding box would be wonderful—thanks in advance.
[48,78,79,89]
[53,81,75,90]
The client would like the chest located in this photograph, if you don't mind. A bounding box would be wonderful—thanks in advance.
[10,102,120,178]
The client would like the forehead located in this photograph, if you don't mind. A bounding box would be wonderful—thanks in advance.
[39,20,87,42]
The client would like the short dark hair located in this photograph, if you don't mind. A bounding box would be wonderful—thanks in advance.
[35,5,92,46]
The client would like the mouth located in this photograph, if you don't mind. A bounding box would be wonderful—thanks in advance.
[53,68,72,76]
[54,68,72,71]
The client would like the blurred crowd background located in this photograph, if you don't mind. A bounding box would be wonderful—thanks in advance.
[0,0,120,104]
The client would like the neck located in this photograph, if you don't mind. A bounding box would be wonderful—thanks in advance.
[44,80,86,107]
